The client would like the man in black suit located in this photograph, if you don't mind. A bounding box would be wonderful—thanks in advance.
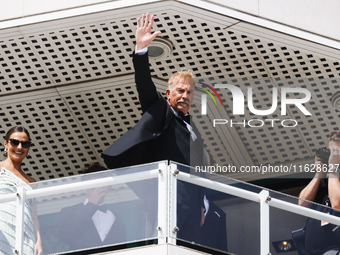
[102,13,208,169]
[102,13,208,244]
[198,195,228,252]
[57,163,126,252]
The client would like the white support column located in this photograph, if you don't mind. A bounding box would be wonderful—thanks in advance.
[259,189,270,255]
[157,161,168,244]
[168,163,178,245]
[15,186,26,255]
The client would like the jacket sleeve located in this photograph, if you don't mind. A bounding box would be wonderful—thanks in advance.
[58,203,98,245]
[132,51,160,113]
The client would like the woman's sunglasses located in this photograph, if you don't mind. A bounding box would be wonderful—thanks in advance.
[8,139,32,148]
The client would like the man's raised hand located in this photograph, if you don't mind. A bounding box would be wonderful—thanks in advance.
[136,13,162,50]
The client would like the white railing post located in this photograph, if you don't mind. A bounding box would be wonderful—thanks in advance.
[259,189,270,255]
[157,161,168,244]
[15,186,25,255]
[168,163,178,245]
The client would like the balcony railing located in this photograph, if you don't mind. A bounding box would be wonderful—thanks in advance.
[1,161,340,255]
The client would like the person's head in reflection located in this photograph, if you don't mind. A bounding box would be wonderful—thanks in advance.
[82,162,110,206]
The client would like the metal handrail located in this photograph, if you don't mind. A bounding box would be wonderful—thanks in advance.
[0,169,159,203]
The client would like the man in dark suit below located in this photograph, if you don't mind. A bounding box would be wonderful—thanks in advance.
[198,195,228,252]
[57,163,126,252]
[102,13,210,244]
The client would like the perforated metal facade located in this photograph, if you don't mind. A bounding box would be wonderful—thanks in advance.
[0,1,339,181]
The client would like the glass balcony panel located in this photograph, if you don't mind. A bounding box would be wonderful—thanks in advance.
[269,189,340,255]
[27,162,161,254]
[173,162,262,254]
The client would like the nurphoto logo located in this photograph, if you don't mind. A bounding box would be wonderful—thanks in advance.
[198,82,312,128]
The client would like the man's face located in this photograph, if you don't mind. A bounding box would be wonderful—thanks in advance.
[328,140,340,154]
[166,77,195,115]
[87,186,111,205]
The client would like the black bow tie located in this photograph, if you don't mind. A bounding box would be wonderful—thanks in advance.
[97,204,107,213]
[178,111,191,124]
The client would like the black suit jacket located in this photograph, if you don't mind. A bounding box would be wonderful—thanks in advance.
[197,201,228,252]
[58,203,126,251]
[102,52,205,169]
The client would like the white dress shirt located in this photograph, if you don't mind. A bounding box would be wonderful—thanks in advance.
[84,199,115,242]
